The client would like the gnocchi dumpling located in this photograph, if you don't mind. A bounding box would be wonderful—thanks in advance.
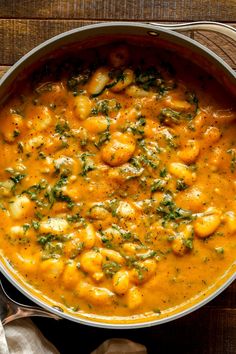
[101,132,136,166]
[113,270,130,295]
[40,259,64,282]
[194,208,221,238]
[78,282,114,305]
[27,106,52,132]
[82,116,109,134]
[111,69,134,92]
[87,67,110,96]
[80,250,103,275]
[1,113,24,143]
[74,95,92,120]
[39,218,69,235]
[9,195,33,220]
[62,261,82,289]
[77,224,96,249]
[109,45,130,68]
[169,162,196,185]
[178,140,200,164]
[0,180,14,197]
[126,287,143,309]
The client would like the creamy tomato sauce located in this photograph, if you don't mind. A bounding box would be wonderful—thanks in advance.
[0,43,235,322]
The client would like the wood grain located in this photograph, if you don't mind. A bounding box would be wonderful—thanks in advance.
[0,19,235,67]
[208,282,236,309]
[0,65,10,78]
[0,19,97,65]
[194,31,236,69]
[33,307,236,354]
[0,0,236,21]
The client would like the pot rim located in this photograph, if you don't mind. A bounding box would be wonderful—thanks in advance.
[0,21,235,329]
[1,262,235,329]
[1,21,236,88]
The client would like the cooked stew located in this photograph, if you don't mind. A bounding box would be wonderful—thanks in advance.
[0,43,235,322]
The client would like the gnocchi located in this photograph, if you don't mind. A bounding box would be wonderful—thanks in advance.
[101,132,136,166]
[0,42,235,323]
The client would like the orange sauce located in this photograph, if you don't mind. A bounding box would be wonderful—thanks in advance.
[0,43,235,322]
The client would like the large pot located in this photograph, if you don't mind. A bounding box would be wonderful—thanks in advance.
[0,22,235,329]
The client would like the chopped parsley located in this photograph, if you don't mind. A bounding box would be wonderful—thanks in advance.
[23,179,47,200]
[32,220,40,230]
[227,149,236,173]
[160,167,167,178]
[135,67,164,92]
[185,91,199,113]
[184,238,193,250]
[127,116,146,136]
[94,117,111,148]
[10,173,26,186]
[45,176,74,209]
[176,179,188,191]
[157,193,192,221]
[79,153,96,177]
[102,261,121,278]
[91,99,121,116]
[151,179,166,193]
[215,247,224,254]
[159,108,182,125]
[37,233,54,246]
[55,120,70,136]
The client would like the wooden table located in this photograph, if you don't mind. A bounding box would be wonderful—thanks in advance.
[0,1,235,353]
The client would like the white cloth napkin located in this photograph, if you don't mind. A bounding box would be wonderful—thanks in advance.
[0,320,147,354]
[0,319,60,354]
[91,339,147,354]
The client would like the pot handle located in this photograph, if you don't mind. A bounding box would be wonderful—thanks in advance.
[148,21,236,42]
[2,304,62,325]
[0,280,61,325]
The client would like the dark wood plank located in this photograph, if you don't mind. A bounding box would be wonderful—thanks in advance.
[0,0,236,21]
[208,281,236,309]
[0,19,98,65]
[193,30,236,69]
[0,19,235,67]
[0,65,10,77]
[32,307,236,354]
